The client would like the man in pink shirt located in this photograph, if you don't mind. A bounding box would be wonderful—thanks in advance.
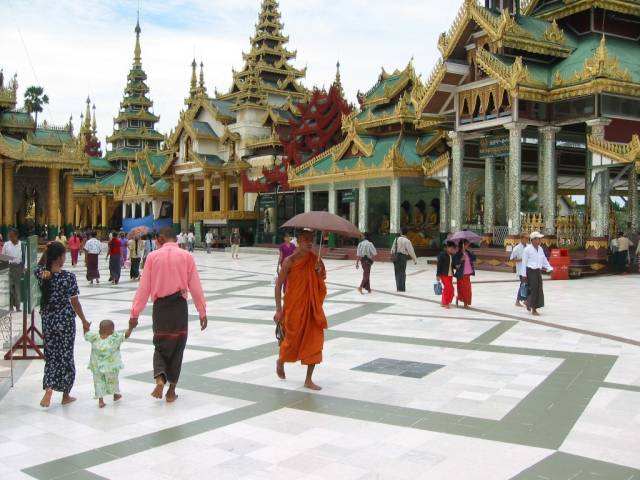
[129,226,208,402]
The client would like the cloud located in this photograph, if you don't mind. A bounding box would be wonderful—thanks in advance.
[0,0,460,145]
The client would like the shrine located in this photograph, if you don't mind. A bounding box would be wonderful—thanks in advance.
[0,70,84,239]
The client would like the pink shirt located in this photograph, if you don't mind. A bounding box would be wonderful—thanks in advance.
[131,242,207,318]
[463,251,473,275]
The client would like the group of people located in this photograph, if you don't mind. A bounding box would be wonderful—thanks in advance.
[435,239,477,309]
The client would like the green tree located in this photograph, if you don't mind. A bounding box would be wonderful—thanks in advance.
[23,86,49,125]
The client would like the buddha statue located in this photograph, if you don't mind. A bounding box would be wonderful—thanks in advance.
[380,214,390,234]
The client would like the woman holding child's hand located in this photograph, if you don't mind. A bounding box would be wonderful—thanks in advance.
[35,242,90,408]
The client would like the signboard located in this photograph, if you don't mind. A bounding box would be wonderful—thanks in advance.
[21,235,40,313]
[479,134,510,158]
[259,194,277,209]
[341,190,357,203]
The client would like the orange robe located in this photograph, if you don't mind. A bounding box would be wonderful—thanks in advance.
[279,252,327,365]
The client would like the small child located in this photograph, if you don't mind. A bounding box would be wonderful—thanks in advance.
[85,320,132,408]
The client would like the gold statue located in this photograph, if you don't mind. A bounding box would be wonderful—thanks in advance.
[380,214,390,234]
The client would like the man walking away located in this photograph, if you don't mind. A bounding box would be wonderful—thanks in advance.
[522,231,553,316]
[613,231,633,274]
[274,230,327,390]
[129,226,208,402]
[84,231,102,285]
[205,230,213,254]
[2,229,23,312]
[355,232,377,294]
[391,227,418,292]
[187,230,195,253]
[230,228,241,259]
[509,232,529,307]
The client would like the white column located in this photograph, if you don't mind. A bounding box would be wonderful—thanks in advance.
[141,201,146,218]
[484,156,496,234]
[328,183,337,214]
[152,200,159,220]
[540,126,561,235]
[439,183,449,234]
[122,202,126,218]
[390,177,401,234]
[304,185,312,212]
[358,179,368,232]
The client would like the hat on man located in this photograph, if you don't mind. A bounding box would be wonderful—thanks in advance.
[529,231,545,240]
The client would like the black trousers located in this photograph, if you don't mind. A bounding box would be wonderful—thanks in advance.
[360,257,372,292]
[152,293,188,384]
[526,268,544,309]
[130,257,141,279]
[393,253,408,292]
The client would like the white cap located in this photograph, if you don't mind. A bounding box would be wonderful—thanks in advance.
[530,231,545,240]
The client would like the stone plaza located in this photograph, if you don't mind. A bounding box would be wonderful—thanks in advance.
[1,249,639,479]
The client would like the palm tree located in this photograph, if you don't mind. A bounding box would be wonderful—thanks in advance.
[23,86,49,125]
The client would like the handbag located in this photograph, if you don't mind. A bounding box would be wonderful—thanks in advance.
[433,282,443,295]
[518,282,529,300]
[275,321,285,345]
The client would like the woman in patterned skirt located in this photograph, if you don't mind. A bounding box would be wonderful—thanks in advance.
[36,242,91,408]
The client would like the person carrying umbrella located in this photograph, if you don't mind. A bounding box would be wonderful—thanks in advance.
[274,229,327,390]
[453,239,476,308]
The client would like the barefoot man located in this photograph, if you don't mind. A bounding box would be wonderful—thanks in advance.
[274,229,327,390]
[129,226,208,402]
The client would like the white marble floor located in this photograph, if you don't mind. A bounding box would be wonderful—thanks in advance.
[0,249,639,480]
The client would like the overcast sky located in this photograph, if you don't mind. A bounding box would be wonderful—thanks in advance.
[1,0,460,145]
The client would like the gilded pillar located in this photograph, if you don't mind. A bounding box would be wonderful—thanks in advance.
[484,156,495,235]
[3,162,14,227]
[48,168,60,239]
[91,197,99,227]
[172,176,181,232]
[220,175,229,211]
[540,126,561,235]
[203,175,212,212]
[237,176,245,211]
[629,167,638,234]
[75,202,80,227]
[304,185,312,212]
[585,118,611,210]
[449,132,464,231]
[64,174,74,234]
[101,195,108,228]
[188,176,196,226]
[505,123,526,237]
[358,179,368,233]
[588,119,611,238]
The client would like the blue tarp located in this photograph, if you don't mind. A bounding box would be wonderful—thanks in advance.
[122,215,172,233]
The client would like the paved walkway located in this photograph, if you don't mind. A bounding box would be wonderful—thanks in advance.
[0,250,639,479]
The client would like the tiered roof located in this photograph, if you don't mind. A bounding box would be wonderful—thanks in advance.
[217,0,308,107]
[106,19,163,163]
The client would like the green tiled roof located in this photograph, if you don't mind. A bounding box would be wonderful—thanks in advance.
[516,16,578,49]
[0,111,35,129]
[151,178,170,192]
[149,152,169,171]
[99,171,126,188]
[89,157,112,171]
[192,121,217,137]
[202,154,225,166]
[363,72,404,101]
[32,128,74,143]
[210,99,236,119]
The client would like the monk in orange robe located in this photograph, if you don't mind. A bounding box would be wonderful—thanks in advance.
[274,229,327,390]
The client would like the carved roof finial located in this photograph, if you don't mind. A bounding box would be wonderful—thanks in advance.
[199,61,205,88]
[91,103,97,133]
[190,58,197,93]
[133,14,142,66]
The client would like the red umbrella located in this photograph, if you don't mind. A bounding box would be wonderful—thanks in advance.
[281,211,362,239]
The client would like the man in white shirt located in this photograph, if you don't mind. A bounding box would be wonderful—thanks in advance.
[509,232,529,307]
[187,231,195,252]
[205,230,213,254]
[177,232,185,249]
[391,227,418,292]
[83,231,103,285]
[522,231,553,316]
[1,229,23,311]
[355,232,378,294]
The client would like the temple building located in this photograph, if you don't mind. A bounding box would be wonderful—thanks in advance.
[73,18,171,233]
[0,69,84,239]
[165,0,309,241]
[245,67,353,243]
[288,62,448,248]
[407,0,640,271]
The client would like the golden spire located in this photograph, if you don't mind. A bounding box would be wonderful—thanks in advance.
[133,15,142,66]
[199,61,205,89]
[91,103,97,134]
[83,96,92,131]
[334,60,344,96]
[190,58,197,93]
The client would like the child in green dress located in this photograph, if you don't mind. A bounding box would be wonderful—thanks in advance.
[85,320,133,408]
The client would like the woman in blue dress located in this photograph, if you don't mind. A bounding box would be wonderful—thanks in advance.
[36,242,91,408]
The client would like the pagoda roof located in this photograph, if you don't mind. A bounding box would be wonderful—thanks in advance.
[523,0,640,20]
[73,170,126,194]
[115,147,173,201]
[0,132,85,169]
[88,156,113,171]
[114,108,160,123]
[0,111,35,130]
[28,126,74,149]
[107,127,164,143]
[358,62,421,108]
[191,121,218,139]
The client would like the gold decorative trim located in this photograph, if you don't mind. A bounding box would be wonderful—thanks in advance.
[422,151,450,178]
[192,210,257,221]
[585,239,609,250]
[543,19,565,44]
[587,134,640,165]
[572,35,631,83]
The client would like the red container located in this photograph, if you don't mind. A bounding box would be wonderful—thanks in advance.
[549,248,570,280]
